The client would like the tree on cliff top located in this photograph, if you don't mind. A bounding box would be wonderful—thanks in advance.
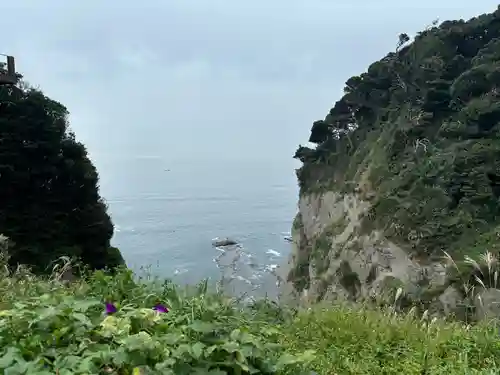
[0,71,124,273]
[295,6,500,260]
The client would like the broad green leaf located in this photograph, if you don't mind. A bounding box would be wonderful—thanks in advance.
[71,299,102,312]
[188,321,214,333]
[0,310,13,317]
[155,357,176,369]
[121,332,154,351]
[295,349,316,363]
[235,350,245,363]
[111,348,129,366]
[275,353,300,369]
[161,333,185,345]
[76,356,98,373]
[204,345,218,356]
[54,354,81,369]
[0,347,22,368]
[173,343,192,357]
[221,341,240,353]
[191,342,205,359]
[71,312,92,326]
[230,328,241,341]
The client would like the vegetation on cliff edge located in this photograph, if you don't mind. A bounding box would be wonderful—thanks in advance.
[1,255,500,375]
[0,68,124,273]
[294,6,500,261]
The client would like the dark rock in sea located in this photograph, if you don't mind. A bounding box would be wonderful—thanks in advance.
[212,238,238,247]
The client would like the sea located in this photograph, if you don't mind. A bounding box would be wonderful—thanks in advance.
[96,156,299,298]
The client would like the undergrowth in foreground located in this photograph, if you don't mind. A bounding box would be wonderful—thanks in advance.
[0,258,313,375]
[286,305,500,375]
[1,256,500,375]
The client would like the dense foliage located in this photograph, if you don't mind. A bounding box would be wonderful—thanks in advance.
[295,7,500,259]
[1,258,500,374]
[0,73,124,272]
[0,257,314,375]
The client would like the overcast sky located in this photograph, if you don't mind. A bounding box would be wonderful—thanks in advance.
[1,1,498,166]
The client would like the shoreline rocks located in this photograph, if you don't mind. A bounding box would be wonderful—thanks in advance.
[211,237,238,247]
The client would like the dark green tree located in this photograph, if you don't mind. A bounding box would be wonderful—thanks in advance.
[0,74,124,273]
[295,5,500,260]
[309,120,333,144]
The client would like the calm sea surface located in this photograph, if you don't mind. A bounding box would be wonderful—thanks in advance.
[96,156,299,297]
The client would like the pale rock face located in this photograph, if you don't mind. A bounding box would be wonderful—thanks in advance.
[280,191,451,308]
[436,286,464,317]
[474,288,500,320]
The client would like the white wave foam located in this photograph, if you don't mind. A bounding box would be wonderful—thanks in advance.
[174,268,188,275]
[235,275,253,285]
[265,264,278,272]
[266,249,281,257]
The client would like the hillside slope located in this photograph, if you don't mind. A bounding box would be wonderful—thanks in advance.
[284,7,500,318]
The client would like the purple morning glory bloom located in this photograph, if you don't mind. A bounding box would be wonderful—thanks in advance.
[152,304,169,313]
[105,302,117,315]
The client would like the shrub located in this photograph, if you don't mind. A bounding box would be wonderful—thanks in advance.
[0,259,314,375]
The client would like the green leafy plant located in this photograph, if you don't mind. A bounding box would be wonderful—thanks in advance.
[0,256,313,375]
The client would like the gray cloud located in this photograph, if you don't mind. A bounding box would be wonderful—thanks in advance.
[1,0,498,168]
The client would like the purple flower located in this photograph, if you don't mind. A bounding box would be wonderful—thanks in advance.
[152,304,169,313]
[105,302,117,315]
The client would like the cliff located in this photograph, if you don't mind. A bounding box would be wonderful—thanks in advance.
[283,7,500,319]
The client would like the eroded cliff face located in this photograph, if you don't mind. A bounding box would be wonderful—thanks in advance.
[281,191,455,312]
[279,188,500,322]
[282,9,500,319]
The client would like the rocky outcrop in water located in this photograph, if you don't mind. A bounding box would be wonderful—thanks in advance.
[212,238,239,247]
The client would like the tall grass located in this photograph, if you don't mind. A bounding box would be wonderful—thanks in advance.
[282,303,500,375]
[1,237,500,374]
[0,253,315,375]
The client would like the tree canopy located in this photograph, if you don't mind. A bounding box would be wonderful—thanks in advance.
[0,74,124,273]
[295,6,500,260]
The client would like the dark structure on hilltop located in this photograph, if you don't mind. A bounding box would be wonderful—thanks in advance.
[0,57,124,273]
[0,55,18,85]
